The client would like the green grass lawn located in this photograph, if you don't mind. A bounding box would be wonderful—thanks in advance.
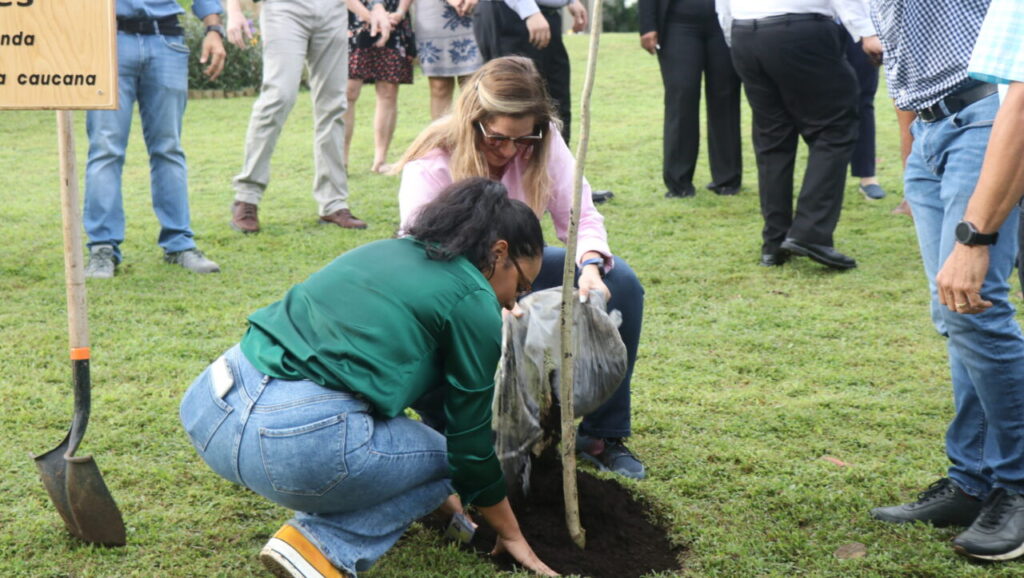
[1,32,1020,577]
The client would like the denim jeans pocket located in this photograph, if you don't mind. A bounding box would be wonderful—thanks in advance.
[259,414,349,496]
[951,99,996,130]
[162,35,190,54]
[180,370,234,453]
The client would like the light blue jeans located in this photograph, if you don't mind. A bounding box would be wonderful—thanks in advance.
[904,92,1024,497]
[180,345,453,576]
[84,32,196,262]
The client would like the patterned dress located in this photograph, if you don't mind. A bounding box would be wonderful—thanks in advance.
[412,0,483,78]
[349,0,416,84]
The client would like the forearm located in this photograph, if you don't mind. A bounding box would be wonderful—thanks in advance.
[896,107,916,168]
[963,82,1024,233]
[476,498,525,540]
[397,0,413,16]
[347,0,373,21]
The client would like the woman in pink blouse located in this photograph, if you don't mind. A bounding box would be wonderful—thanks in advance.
[395,56,646,480]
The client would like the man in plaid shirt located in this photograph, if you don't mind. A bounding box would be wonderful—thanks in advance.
[869,0,1024,561]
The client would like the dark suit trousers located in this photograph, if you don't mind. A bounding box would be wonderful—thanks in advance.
[658,18,742,192]
[730,16,859,251]
[844,29,879,178]
[474,2,572,144]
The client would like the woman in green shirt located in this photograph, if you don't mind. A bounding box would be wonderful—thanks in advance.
[180,178,556,577]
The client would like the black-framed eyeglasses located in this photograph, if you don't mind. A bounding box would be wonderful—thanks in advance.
[477,122,544,150]
[510,257,533,297]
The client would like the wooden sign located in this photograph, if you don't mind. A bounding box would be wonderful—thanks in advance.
[0,0,117,110]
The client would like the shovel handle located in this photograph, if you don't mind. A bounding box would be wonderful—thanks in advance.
[57,110,91,456]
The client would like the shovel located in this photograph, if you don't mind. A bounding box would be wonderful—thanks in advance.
[32,110,126,547]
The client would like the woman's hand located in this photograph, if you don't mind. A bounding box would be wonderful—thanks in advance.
[578,265,610,304]
[369,4,393,46]
[388,9,405,26]
[492,535,559,576]
[226,7,252,49]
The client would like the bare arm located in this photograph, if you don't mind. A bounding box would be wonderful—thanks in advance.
[937,82,1024,313]
[476,498,558,576]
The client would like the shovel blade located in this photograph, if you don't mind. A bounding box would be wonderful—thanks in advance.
[33,441,126,546]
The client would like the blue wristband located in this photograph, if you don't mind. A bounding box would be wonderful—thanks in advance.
[580,257,605,277]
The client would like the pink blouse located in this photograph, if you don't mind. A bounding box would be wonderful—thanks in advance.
[398,126,614,269]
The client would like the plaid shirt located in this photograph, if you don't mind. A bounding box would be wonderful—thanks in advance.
[870,0,991,110]
[969,0,1024,84]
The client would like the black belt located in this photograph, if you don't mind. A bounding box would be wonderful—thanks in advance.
[917,82,998,123]
[732,13,829,29]
[116,16,184,36]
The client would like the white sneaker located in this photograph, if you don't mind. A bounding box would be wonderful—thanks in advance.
[164,248,220,274]
[85,245,117,279]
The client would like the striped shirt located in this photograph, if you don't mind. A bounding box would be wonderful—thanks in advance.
[968,0,1024,84]
[870,0,991,110]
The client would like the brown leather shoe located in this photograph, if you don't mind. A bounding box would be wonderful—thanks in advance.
[319,208,367,229]
[231,201,260,234]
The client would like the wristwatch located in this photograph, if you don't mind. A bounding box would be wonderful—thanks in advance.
[205,24,226,40]
[580,257,605,277]
[955,220,998,246]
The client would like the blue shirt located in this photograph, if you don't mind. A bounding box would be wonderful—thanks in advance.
[969,0,1024,84]
[870,0,991,110]
[117,0,222,23]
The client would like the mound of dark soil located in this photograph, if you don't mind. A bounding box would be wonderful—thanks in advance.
[428,449,684,577]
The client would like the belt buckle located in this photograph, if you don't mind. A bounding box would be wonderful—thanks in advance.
[917,105,941,123]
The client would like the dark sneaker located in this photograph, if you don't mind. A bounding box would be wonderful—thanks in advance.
[318,208,367,229]
[164,248,220,274]
[231,201,260,234]
[576,434,646,480]
[953,488,1024,561]
[85,244,117,279]
[871,478,982,527]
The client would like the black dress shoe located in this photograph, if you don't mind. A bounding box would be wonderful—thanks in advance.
[665,185,695,199]
[706,183,741,196]
[592,189,614,204]
[780,238,857,270]
[759,249,789,267]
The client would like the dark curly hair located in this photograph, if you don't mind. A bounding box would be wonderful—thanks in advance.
[407,177,545,272]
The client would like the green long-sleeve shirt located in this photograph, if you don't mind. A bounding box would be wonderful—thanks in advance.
[240,237,506,506]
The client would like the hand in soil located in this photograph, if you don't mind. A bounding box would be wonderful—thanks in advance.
[492,536,559,576]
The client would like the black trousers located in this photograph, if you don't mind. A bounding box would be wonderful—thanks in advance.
[474,2,572,144]
[843,29,879,178]
[730,16,859,251]
[658,18,742,192]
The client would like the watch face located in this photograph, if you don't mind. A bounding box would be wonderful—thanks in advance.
[955,221,973,244]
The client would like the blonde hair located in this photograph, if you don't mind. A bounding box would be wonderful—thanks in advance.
[394,56,561,216]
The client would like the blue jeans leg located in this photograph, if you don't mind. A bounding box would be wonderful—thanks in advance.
[531,247,645,438]
[137,34,195,254]
[903,94,1024,497]
[180,345,452,576]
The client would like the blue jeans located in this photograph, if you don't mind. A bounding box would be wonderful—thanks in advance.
[904,93,1024,497]
[84,32,197,261]
[180,345,453,576]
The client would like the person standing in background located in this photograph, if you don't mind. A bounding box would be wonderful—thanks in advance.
[414,0,483,120]
[842,22,887,201]
[227,0,388,234]
[84,0,227,278]
[640,0,743,200]
[716,0,875,270]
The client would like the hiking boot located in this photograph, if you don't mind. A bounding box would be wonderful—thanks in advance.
[318,208,367,229]
[231,201,260,234]
[260,524,347,578]
[164,248,221,274]
[577,434,646,480]
[871,478,982,527]
[85,244,117,279]
[953,488,1024,561]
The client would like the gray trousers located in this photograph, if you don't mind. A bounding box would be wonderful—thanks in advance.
[233,0,350,216]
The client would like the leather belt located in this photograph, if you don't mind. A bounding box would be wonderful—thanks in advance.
[116,16,184,36]
[732,13,829,29]
[917,82,998,123]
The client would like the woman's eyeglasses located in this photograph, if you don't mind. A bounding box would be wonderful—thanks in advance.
[510,258,533,297]
[477,122,544,151]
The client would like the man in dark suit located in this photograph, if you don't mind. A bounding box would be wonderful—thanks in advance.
[639,0,742,199]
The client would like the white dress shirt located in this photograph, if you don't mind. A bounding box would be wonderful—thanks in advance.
[715,0,875,45]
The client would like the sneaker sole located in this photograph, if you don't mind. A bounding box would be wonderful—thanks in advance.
[953,541,1024,561]
[260,538,324,578]
[230,221,260,234]
[577,451,646,480]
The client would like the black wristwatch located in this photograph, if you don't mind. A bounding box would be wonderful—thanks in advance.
[205,24,226,40]
[955,220,999,246]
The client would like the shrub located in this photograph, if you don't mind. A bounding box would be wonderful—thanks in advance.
[184,17,263,92]
[602,0,638,32]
